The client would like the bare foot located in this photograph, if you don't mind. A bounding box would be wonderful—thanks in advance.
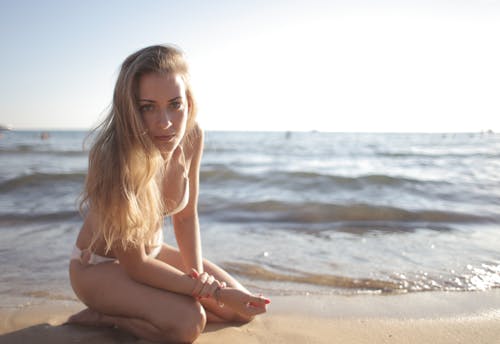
[65,308,114,327]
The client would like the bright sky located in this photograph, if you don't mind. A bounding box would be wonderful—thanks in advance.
[0,0,499,132]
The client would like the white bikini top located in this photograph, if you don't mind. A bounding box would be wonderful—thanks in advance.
[164,174,189,216]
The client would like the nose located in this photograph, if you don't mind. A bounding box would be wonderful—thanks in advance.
[157,109,172,129]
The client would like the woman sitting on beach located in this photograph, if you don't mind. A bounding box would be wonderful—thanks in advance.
[67,44,270,343]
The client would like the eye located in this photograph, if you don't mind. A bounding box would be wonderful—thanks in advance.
[139,104,155,114]
[169,100,184,110]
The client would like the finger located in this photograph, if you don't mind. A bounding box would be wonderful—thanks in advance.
[199,272,209,284]
[250,295,271,306]
[197,284,208,298]
[204,279,223,298]
[191,281,204,297]
[199,274,215,297]
[248,301,266,309]
[199,281,216,298]
[214,280,226,289]
[190,269,199,279]
[204,284,219,298]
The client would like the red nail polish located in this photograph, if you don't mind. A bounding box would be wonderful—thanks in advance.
[265,299,271,304]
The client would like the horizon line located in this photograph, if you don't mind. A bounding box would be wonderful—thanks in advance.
[3,128,497,135]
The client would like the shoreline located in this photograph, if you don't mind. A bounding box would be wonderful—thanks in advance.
[1,290,499,343]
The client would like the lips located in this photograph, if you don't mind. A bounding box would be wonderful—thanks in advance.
[154,134,176,142]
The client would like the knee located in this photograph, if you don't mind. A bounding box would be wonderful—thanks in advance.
[165,301,206,343]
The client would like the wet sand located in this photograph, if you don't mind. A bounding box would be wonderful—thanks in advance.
[1,290,499,343]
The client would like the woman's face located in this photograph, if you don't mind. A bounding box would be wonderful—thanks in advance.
[138,72,188,156]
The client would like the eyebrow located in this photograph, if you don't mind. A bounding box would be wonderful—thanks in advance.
[138,96,183,103]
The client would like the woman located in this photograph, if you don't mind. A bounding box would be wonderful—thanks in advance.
[68,45,270,343]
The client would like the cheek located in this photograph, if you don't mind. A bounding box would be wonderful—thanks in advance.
[142,116,155,131]
[179,109,189,128]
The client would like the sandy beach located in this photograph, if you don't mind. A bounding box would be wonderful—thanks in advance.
[1,290,499,343]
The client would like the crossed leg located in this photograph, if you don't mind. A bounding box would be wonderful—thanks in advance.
[67,243,253,342]
[68,258,207,343]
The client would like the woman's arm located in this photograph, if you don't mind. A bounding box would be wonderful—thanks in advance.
[172,125,204,274]
[113,243,201,296]
[111,125,206,296]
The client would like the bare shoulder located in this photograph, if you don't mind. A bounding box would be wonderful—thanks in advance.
[80,208,98,232]
[75,208,98,248]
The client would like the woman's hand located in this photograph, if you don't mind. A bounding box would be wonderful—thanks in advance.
[219,288,270,318]
[189,269,224,299]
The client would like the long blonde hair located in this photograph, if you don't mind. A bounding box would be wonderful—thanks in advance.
[80,44,198,253]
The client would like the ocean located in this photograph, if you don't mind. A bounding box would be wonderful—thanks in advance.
[1,130,499,306]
